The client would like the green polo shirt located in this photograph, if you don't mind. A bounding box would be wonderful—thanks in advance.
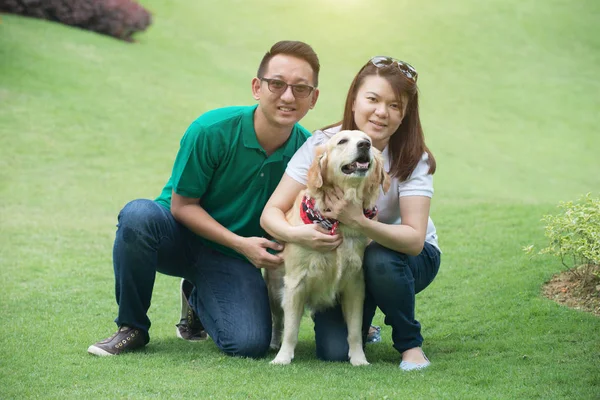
[155,105,311,259]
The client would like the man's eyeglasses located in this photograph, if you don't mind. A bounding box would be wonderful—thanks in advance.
[370,56,418,82]
[259,77,315,99]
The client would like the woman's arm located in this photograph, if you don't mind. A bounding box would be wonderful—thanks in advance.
[260,174,343,252]
[324,189,430,256]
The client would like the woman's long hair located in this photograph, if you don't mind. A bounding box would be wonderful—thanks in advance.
[323,61,436,181]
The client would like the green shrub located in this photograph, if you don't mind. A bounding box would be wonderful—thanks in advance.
[0,0,152,42]
[525,193,600,276]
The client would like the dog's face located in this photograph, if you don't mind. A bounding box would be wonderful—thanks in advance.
[307,130,390,207]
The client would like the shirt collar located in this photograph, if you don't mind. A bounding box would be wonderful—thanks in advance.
[243,105,304,161]
[241,105,261,150]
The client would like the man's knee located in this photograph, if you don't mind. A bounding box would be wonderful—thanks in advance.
[316,337,349,362]
[118,199,165,229]
[115,200,172,248]
[219,328,271,358]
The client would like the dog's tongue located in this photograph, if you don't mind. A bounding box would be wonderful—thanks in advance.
[356,162,369,170]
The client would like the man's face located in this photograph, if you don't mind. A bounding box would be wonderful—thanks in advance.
[252,54,319,129]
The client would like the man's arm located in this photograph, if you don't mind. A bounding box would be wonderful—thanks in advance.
[171,192,284,269]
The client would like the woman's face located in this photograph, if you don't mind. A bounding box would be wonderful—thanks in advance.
[352,75,407,150]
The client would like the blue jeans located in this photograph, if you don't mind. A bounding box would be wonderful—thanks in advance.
[112,199,271,358]
[313,241,441,360]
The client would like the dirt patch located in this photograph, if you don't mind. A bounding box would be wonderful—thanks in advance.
[542,265,600,316]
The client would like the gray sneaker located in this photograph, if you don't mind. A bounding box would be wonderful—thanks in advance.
[87,326,148,356]
[176,279,208,341]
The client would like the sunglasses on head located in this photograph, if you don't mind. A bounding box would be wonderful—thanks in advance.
[370,56,418,82]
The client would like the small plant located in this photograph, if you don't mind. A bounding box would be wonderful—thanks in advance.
[525,193,600,286]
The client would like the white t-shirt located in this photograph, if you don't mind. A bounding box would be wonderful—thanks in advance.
[286,125,440,250]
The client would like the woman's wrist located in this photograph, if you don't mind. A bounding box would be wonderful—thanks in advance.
[354,214,372,231]
[266,222,298,244]
[261,208,295,243]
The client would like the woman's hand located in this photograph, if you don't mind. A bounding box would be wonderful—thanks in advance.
[322,188,366,229]
[291,223,343,252]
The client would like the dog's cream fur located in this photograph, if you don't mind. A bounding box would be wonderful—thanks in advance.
[266,130,390,366]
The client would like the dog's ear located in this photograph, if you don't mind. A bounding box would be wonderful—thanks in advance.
[372,151,391,194]
[307,145,327,190]
[362,151,391,208]
[380,163,391,194]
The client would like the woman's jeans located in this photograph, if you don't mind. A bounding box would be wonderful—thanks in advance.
[313,241,441,361]
[111,199,271,358]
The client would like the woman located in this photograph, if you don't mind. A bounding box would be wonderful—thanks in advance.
[260,56,440,371]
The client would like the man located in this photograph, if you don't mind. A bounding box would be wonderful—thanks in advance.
[88,40,320,358]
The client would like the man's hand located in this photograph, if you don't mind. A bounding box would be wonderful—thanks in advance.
[236,237,285,270]
[292,224,343,252]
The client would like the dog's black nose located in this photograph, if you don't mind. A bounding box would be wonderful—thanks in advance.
[357,140,371,150]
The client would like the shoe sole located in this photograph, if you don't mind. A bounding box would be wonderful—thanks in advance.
[399,361,430,371]
[87,344,115,356]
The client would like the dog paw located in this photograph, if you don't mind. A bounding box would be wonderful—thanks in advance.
[350,357,370,366]
[270,356,292,365]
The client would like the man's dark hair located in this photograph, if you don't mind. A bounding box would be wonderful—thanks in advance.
[257,40,320,87]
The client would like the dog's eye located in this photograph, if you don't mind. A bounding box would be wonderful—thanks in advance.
[337,139,348,145]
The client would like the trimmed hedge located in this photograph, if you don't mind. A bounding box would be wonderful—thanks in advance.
[0,0,152,42]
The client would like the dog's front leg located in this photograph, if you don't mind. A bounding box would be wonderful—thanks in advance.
[341,278,369,366]
[270,308,283,351]
[271,282,306,365]
[265,267,285,350]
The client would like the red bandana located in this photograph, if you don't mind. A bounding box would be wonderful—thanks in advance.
[299,195,378,235]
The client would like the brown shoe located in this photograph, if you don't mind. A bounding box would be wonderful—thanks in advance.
[87,326,148,356]
[176,279,208,341]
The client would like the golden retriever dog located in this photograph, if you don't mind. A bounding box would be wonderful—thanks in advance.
[266,130,390,366]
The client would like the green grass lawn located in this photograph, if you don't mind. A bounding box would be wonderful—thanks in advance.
[1,0,599,398]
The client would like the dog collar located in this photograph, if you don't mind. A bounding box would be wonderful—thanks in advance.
[300,195,378,235]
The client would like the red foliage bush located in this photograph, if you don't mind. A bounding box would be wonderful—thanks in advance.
[0,0,152,42]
